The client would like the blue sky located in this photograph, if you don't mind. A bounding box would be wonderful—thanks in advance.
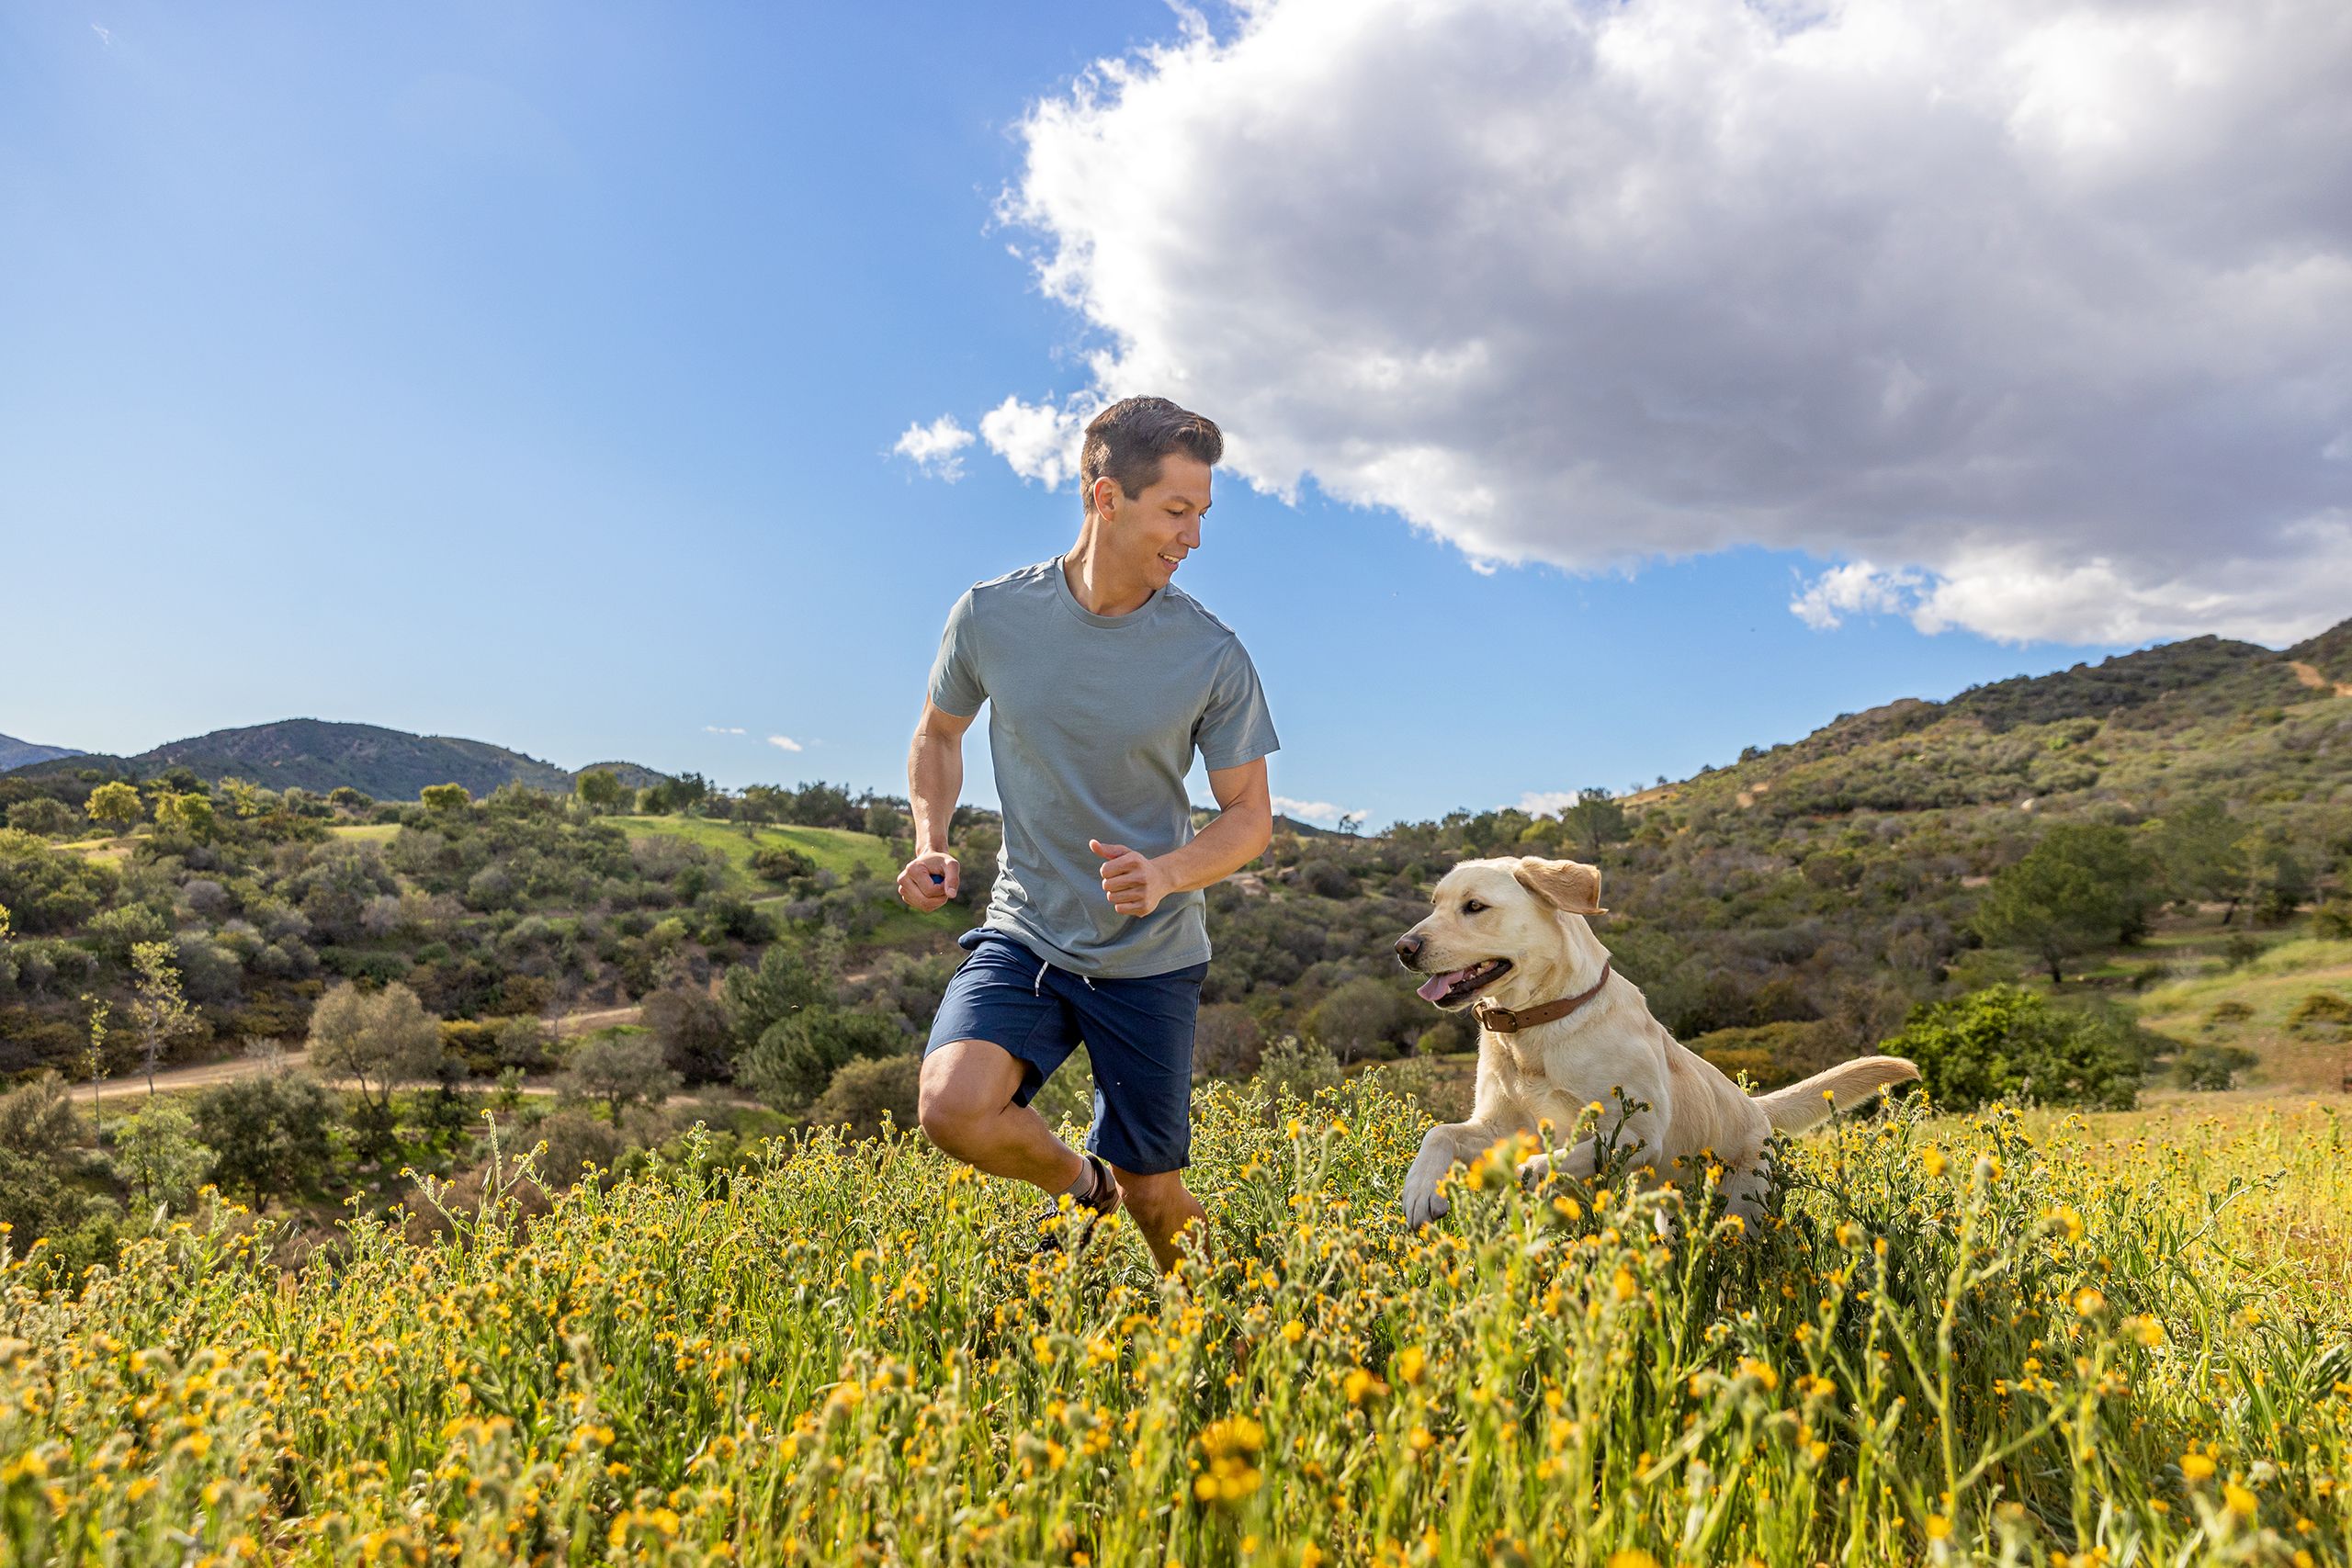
[8,2,2333,829]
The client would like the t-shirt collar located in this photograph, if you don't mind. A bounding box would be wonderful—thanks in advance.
[1051,553,1160,629]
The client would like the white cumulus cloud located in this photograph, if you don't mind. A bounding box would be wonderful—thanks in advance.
[997,0,2352,645]
[1272,794,1363,824]
[1516,791,1584,818]
[703,725,746,735]
[978,395,1086,489]
[892,415,977,481]
[766,735,804,753]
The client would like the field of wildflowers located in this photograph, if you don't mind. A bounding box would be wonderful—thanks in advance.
[1,1079,2345,1566]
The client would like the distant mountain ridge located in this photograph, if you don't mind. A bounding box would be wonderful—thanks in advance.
[0,733,81,773]
[3,719,673,802]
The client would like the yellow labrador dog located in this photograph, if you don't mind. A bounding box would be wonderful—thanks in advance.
[1395,856,1917,1226]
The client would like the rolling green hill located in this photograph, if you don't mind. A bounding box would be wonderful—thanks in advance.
[5,718,673,802]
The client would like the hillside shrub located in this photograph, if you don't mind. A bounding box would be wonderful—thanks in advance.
[1881,985,2143,1111]
[643,986,733,1085]
[1254,1034,1341,1100]
[752,844,817,884]
[805,1055,922,1141]
[1303,976,1419,1063]
[1686,1021,1831,1089]
[192,1071,332,1203]
[2285,989,2352,1038]
[738,1009,908,1112]
[2172,1043,2259,1091]
[1193,1002,1265,1078]
[523,1107,624,1184]
[557,1032,681,1124]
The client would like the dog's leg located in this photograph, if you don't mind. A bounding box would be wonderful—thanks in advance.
[1403,1120,1525,1226]
[1518,1111,1665,1189]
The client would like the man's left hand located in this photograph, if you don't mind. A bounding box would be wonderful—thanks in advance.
[1091,840,1171,918]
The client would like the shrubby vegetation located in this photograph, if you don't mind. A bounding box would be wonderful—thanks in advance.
[1,630,2348,1271]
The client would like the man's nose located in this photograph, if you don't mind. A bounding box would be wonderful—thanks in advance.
[1395,932,1425,966]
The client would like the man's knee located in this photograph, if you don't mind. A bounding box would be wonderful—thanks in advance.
[917,1042,1019,1148]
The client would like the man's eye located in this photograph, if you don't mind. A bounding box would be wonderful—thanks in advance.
[1463,900,1486,914]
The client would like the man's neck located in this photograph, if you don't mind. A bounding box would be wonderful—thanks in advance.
[1062,531,1156,618]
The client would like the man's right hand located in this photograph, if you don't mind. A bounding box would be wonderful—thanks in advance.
[897,850,961,911]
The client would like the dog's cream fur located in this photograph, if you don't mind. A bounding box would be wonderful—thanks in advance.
[1396,856,1918,1226]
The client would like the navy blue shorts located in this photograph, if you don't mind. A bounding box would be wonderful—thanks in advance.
[925,927,1208,1175]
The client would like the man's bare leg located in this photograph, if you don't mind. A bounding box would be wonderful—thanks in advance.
[917,1038,1089,1193]
[1113,1168,1205,1273]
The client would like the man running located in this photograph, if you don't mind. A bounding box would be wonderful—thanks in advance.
[899,395,1278,1271]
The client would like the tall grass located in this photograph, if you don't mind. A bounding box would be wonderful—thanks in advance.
[2,1083,2345,1565]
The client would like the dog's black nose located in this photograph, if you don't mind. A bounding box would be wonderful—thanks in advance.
[1395,933,1424,966]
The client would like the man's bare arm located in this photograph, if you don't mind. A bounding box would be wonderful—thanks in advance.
[1092,758,1274,917]
[899,700,975,911]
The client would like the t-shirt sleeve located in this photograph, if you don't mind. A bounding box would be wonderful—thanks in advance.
[1194,641,1281,771]
[926,589,987,717]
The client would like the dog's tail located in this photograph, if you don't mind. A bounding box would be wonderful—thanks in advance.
[1754,1055,1921,1135]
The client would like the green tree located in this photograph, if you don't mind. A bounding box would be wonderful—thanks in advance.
[738,1008,906,1111]
[0,1073,105,1255]
[86,781,142,837]
[1971,823,2158,983]
[151,789,219,840]
[636,784,673,815]
[307,980,442,1138]
[804,1055,920,1140]
[193,1071,332,1203]
[558,1032,682,1125]
[114,1099,214,1213]
[79,994,111,1144]
[128,941,202,1097]
[2152,798,2246,915]
[6,797,76,838]
[420,783,472,813]
[1303,976,1418,1063]
[1560,787,1631,860]
[2235,826,2312,924]
[1882,985,2141,1111]
[576,769,626,813]
[721,942,836,1052]
[643,985,734,1085]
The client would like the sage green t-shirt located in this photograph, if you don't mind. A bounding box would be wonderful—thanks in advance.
[927,557,1280,979]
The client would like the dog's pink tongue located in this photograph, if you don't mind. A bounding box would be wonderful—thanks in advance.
[1417,968,1473,1003]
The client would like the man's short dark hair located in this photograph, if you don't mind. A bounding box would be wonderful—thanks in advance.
[1080,397,1223,515]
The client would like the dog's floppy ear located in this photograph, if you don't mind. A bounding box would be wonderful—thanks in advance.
[1513,857,1607,916]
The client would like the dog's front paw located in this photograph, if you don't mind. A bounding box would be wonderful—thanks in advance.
[1402,1151,1453,1227]
[1515,1151,1554,1188]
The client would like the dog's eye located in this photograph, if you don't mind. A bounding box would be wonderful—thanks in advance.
[1462,899,1487,914]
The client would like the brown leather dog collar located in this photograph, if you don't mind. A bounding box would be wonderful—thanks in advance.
[1473,959,1613,1033]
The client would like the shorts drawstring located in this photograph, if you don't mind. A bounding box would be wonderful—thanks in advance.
[1031,956,1097,994]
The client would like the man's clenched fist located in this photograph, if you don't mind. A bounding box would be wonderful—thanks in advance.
[897,850,960,911]
[1091,839,1171,918]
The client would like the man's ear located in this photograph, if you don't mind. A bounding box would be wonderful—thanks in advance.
[1512,858,1607,916]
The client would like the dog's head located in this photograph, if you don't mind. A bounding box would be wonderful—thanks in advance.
[1393,856,1607,1011]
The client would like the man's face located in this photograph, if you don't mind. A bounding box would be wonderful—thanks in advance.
[1099,454,1212,587]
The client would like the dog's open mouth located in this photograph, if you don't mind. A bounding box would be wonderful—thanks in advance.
[1416,958,1512,1008]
